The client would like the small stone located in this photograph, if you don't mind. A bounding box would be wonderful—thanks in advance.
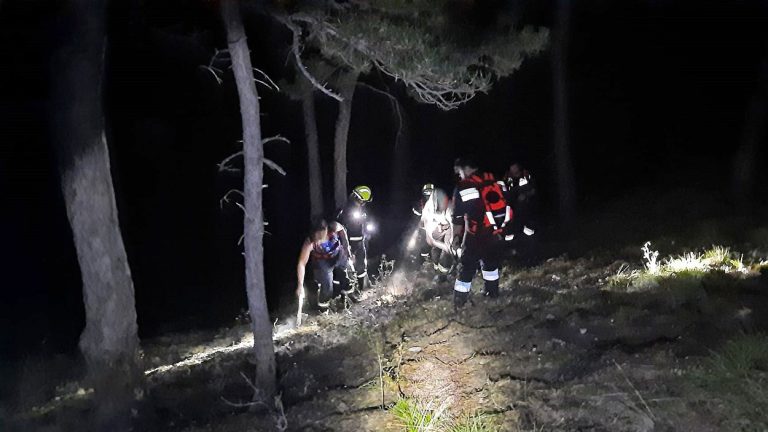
[546,314,556,321]
[579,328,588,335]
[408,346,422,353]
[551,275,561,281]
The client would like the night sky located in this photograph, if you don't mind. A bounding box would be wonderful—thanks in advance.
[1,0,767,361]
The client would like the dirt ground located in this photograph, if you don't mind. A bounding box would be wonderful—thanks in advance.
[7,240,768,432]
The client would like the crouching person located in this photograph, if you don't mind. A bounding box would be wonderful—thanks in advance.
[296,219,354,310]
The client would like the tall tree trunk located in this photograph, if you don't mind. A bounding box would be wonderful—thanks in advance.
[333,70,360,211]
[552,0,576,227]
[388,98,409,219]
[732,56,767,214]
[732,96,765,213]
[52,0,139,428]
[221,0,276,399]
[301,86,324,218]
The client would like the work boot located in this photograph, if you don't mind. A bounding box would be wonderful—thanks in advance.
[483,280,499,298]
[454,291,469,310]
[345,290,361,303]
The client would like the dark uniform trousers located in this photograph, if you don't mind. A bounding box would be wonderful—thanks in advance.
[313,253,351,308]
[454,232,502,306]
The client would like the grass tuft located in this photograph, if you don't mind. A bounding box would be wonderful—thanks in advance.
[448,413,498,432]
[605,243,760,293]
[390,398,450,431]
[688,334,768,430]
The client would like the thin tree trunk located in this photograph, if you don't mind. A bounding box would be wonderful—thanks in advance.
[552,0,576,227]
[301,87,324,218]
[52,0,139,428]
[334,70,360,211]
[221,0,276,399]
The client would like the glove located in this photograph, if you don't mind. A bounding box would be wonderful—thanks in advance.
[451,236,463,258]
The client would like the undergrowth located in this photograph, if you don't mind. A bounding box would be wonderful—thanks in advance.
[606,243,762,292]
[390,398,500,432]
[687,334,768,431]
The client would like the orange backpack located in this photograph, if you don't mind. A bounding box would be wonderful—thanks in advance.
[469,173,512,234]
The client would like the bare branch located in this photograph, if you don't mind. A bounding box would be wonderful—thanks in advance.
[264,158,287,176]
[218,151,244,173]
[200,49,231,85]
[274,394,288,431]
[358,82,403,148]
[280,17,344,101]
[220,189,245,209]
[262,135,290,145]
[200,65,224,85]
[253,67,280,91]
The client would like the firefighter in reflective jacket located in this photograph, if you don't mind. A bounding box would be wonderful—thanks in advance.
[410,184,436,265]
[451,158,513,308]
[337,185,374,290]
[296,219,354,310]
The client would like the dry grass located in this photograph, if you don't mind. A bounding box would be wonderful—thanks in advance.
[687,334,768,431]
[605,243,763,293]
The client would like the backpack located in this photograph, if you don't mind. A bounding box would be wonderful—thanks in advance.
[469,173,513,234]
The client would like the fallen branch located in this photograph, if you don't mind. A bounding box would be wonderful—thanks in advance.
[296,285,305,327]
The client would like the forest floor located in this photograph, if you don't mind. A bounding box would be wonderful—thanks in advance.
[7,195,768,431]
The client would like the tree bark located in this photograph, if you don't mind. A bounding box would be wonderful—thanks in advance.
[552,0,577,228]
[220,0,276,399]
[333,70,360,211]
[732,96,765,213]
[388,96,409,219]
[732,56,767,214]
[51,0,140,428]
[301,86,324,218]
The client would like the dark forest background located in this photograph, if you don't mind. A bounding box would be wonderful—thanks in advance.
[1,0,767,361]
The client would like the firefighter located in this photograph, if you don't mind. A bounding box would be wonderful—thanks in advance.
[503,162,537,240]
[296,219,355,310]
[337,185,374,290]
[503,163,538,263]
[451,158,513,308]
[417,183,455,275]
[410,184,435,265]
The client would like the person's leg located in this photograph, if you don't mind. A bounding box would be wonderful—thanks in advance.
[313,260,334,310]
[480,236,501,298]
[454,236,479,309]
[353,239,368,289]
[419,230,432,265]
[334,254,355,296]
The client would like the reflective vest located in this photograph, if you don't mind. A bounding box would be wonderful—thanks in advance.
[456,172,512,235]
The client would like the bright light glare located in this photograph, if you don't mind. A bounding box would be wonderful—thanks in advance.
[366,222,376,232]
[352,210,362,219]
[144,321,321,376]
[145,334,254,376]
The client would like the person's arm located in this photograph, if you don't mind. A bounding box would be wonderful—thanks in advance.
[333,222,353,259]
[450,188,465,251]
[296,241,312,297]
